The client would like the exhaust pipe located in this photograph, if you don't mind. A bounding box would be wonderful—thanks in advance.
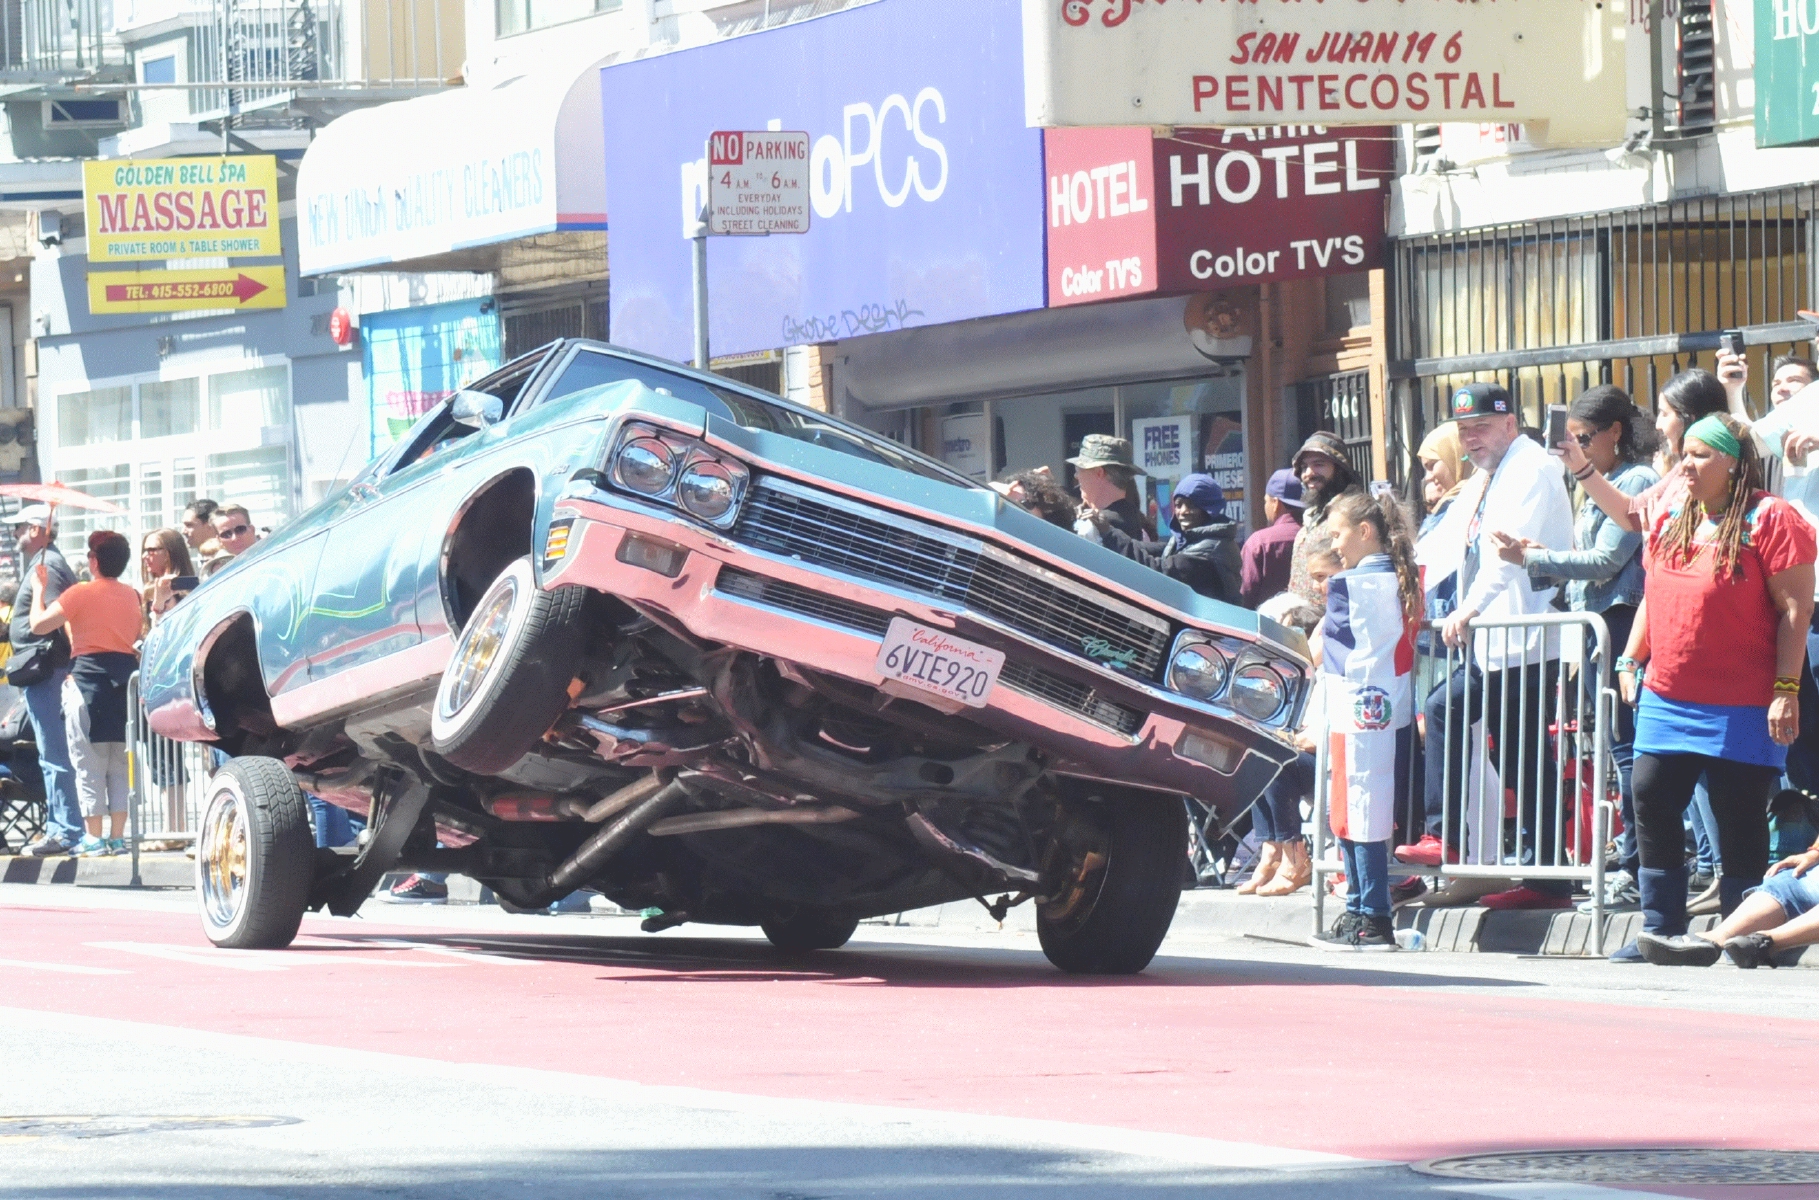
[543,778,686,897]
[645,806,859,837]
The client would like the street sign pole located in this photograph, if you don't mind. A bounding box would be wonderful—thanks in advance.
[692,208,709,369]
[695,129,811,372]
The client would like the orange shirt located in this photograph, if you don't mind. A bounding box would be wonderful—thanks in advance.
[57,578,142,657]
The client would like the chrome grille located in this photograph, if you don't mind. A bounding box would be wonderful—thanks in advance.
[999,661,1146,737]
[734,480,1170,677]
[717,568,891,636]
[731,482,975,602]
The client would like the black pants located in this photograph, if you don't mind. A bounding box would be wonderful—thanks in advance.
[1424,661,1562,876]
[1631,753,1773,892]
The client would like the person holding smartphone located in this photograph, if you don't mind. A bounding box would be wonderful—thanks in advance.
[140,527,195,633]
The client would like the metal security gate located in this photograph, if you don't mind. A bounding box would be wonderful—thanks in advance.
[1294,370,1373,483]
[1386,182,1819,487]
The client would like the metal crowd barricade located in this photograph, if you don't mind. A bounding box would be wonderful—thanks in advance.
[1310,611,1619,954]
[124,672,217,887]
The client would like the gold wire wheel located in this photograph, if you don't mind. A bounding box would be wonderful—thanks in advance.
[198,785,250,930]
[440,576,519,719]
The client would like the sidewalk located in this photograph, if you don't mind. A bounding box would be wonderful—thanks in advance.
[4,852,1811,965]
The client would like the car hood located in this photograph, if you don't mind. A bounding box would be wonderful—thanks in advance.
[682,407,1266,642]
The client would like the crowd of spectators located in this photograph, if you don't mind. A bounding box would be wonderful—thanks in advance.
[13,497,263,858]
[991,354,1819,965]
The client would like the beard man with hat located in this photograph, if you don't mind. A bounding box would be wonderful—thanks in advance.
[1068,434,1155,543]
[1395,381,1577,910]
[10,504,83,856]
[1240,468,1307,608]
[1286,430,1365,605]
[1089,472,1243,602]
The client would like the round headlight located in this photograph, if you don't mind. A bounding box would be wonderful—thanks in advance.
[617,438,675,495]
[1167,641,1229,701]
[677,461,736,522]
[1228,663,1289,722]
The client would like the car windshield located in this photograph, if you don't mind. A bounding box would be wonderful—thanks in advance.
[544,348,974,487]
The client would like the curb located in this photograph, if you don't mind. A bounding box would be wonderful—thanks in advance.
[864,888,1819,967]
[2,852,195,889]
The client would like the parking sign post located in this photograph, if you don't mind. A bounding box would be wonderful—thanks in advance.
[691,130,811,371]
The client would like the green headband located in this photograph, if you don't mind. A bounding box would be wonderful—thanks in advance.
[1684,414,1741,461]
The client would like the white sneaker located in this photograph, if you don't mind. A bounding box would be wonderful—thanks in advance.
[1576,869,1639,914]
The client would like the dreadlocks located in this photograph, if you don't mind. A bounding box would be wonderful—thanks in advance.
[1659,413,1764,582]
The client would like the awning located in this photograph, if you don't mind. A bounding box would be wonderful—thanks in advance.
[296,58,609,275]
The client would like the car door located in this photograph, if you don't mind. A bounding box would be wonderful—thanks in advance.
[298,354,550,683]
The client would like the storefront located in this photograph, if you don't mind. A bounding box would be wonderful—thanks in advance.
[293,49,611,451]
[599,0,1393,542]
[32,211,358,566]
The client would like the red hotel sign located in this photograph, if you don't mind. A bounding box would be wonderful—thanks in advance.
[1045,124,1390,308]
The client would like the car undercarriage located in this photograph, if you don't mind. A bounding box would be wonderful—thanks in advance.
[226,588,1186,973]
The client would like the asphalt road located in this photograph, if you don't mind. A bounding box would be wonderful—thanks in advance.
[2,883,1816,1200]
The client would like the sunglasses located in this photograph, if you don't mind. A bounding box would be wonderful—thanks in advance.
[218,523,252,538]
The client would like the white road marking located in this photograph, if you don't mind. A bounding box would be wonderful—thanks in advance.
[0,1004,1387,1173]
[86,942,462,971]
[1441,1185,1701,1200]
[0,957,129,976]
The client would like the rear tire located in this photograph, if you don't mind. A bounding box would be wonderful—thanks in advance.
[761,908,859,952]
[431,556,587,775]
[1037,793,1186,975]
[196,757,313,949]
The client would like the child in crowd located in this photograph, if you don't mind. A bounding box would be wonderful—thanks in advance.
[1312,491,1422,950]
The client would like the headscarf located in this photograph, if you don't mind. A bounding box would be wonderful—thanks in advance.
[1417,421,1475,508]
[1684,413,1742,461]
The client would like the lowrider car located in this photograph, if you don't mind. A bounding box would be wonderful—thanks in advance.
[141,339,1311,974]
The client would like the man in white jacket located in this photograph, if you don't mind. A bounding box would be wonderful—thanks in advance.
[1397,383,1577,909]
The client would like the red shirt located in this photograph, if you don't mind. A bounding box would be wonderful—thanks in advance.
[1628,472,1687,532]
[1643,490,1816,707]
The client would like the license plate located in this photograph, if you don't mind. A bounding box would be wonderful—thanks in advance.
[874,618,1004,709]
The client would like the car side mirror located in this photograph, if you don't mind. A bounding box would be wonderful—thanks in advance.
[450,390,503,429]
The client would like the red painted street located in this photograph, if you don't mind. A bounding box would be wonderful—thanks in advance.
[5,888,1818,1197]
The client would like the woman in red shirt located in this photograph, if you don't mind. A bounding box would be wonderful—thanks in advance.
[1617,415,1817,965]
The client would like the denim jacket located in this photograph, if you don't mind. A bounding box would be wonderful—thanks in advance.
[1523,460,1658,613]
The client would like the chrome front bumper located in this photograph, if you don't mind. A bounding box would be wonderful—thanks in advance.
[546,488,1298,815]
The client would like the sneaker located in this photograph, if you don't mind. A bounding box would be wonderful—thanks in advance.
[1723,932,1779,970]
[1309,911,1364,947]
[1480,885,1573,911]
[1636,931,1722,966]
[72,835,112,857]
[1312,913,1398,951]
[1394,834,1448,867]
[383,874,448,904]
[1687,871,1717,897]
[1390,876,1429,908]
[22,833,74,857]
[106,838,128,856]
[1576,870,1639,914]
[1608,939,1647,963]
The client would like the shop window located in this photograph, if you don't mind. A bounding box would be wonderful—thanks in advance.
[141,55,177,85]
[208,366,290,436]
[141,378,201,440]
[53,465,133,571]
[205,447,290,532]
[496,0,620,38]
[58,386,132,449]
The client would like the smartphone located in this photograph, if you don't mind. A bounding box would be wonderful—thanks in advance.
[1545,404,1569,456]
[1720,328,1744,357]
[169,575,199,594]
